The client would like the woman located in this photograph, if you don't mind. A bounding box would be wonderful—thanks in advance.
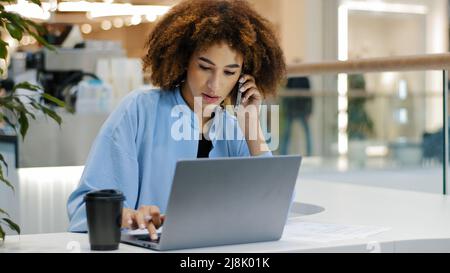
[67,0,286,241]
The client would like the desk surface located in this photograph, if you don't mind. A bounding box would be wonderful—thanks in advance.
[2,180,450,253]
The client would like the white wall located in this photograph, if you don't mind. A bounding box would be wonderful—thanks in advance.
[18,166,82,234]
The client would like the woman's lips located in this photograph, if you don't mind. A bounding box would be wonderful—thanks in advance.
[202,93,220,104]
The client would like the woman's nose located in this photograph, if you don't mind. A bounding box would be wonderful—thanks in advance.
[207,74,221,92]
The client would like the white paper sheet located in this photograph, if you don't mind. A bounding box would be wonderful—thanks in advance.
[282,221,391,243]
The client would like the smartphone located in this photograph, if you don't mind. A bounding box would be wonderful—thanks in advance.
[234,74,244,112]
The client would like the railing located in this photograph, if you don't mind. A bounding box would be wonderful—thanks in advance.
[278,90,444,98]
[280,53,450,195]
[287,53,450,75]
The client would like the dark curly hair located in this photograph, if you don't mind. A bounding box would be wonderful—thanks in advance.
[143,0,286,98]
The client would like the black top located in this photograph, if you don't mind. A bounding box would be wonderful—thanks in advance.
[197,134,213,158]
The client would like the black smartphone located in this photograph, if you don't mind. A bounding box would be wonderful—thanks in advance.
[233,74,244,112]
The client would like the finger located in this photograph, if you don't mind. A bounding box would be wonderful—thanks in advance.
[140,206,162,229]
[147,222,159,241]
[239,74,255,85]
[135,209,147,230]
[129,211,140,230]
[121,210,134,229]
[239,82,257,93]
[149,206,162,228]
[242,88,260,103]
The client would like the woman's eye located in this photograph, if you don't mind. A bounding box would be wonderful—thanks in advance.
[199,65,211,70]
[224,71,236,76]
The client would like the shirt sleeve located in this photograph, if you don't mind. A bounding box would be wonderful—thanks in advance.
[236,139,273,157]
[66,94,140,232]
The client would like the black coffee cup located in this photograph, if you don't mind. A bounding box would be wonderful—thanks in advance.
[84,189,125,251]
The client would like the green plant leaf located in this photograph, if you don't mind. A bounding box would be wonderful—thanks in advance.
[0,224,4,241]
[0,3,52,241]
[0,174,14,192]
[27,97,40,106]
[0,40,8,60]
[0,11,53,50]
[1,218,20,234]
[3,98,35,130]
[0,208,10,218]
[18,111,29,139]
[6,21,23,41]
[13,97,36,120]
[41,93,65,108]
[0,153,8,175]
[29,100,42,111]
[40,93,73,113]
[23,18,45,35]
[13,82,41,92]
[1,12,26,33]
[29,31,55,50]
[0,113,17,133]
[42,106,61,126]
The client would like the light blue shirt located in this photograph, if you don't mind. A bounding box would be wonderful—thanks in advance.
[67,87,273,232]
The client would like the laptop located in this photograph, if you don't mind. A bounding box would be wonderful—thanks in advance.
[121,155,302,251]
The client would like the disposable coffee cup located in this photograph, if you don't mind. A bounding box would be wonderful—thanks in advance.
[84,189,125,251]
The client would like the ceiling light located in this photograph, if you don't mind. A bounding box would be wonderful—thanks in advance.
[131,15,142,25]
[101,20,112,31]
[113,18,124,28]
[81,24,92,34]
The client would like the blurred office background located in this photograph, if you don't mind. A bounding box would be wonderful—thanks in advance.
[0,0,449,234]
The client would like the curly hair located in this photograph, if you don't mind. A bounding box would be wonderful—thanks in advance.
[143,0,286,98]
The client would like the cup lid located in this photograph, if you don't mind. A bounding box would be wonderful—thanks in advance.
[84,189,125,202]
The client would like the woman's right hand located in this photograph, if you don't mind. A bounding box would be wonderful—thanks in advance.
[121,206,165,241]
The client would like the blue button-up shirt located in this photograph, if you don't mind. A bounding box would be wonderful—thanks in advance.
[67,87,272,232]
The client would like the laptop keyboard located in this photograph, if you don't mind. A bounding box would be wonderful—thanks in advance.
[135,234,161,243]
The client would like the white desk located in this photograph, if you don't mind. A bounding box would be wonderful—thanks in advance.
[2,180,450,253]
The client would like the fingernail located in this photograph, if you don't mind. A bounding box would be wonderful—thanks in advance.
[128,219,133,225]
[151,234,158,241]
[239,87,244,92]
[139,224,146,230]
[239,78,245,83]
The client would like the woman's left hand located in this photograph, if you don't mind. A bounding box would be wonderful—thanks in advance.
[237,74,263,113]
[235,74,270,156]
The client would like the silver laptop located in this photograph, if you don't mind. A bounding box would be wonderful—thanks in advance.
[121,155,302,251]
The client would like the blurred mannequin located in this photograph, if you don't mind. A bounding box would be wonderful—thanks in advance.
[280,76,312,156]
[43,23,83,48]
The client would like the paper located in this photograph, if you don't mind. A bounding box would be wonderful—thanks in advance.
[282,221,391,243]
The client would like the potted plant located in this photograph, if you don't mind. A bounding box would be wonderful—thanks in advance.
[347,74,374,167]
[0,0,69,242]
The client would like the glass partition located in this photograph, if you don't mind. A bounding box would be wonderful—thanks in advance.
[275,70,447,194]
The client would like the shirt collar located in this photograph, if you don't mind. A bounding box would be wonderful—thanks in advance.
[173,86,200,131]
[172,86,226,140]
